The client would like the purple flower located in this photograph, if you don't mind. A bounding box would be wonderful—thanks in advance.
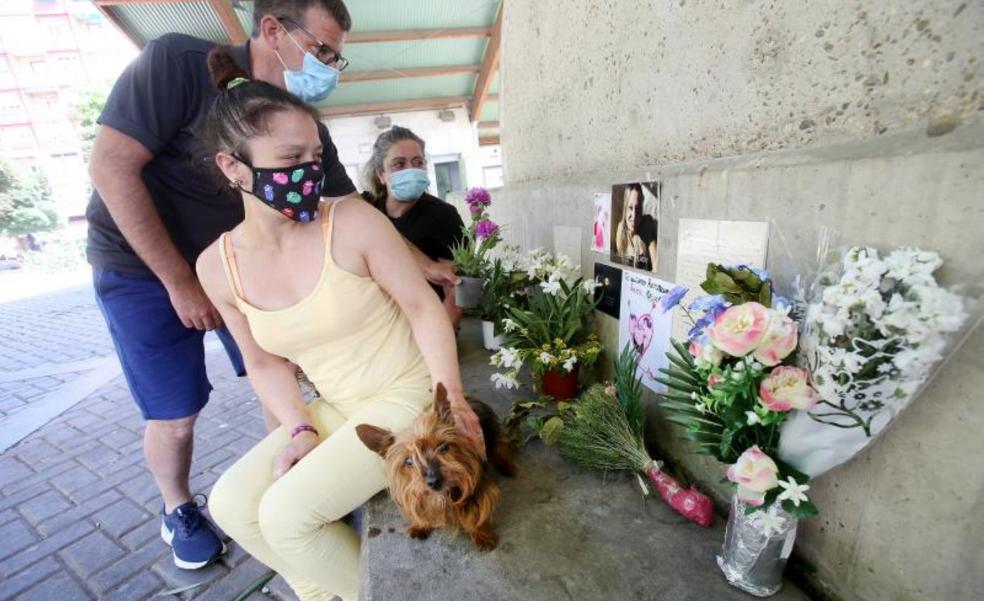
[465,187,491,207]
[475,219,499,240]
[658,285,689,313]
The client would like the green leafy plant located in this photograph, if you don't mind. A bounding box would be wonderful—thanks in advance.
[477,257,528,324]
[451,187,501,277]
[490,278,602,388]
[700,263,773,307]
[451,226,499,277]
[0,161,59,238]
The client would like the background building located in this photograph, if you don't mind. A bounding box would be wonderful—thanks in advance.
[0,0,136,223]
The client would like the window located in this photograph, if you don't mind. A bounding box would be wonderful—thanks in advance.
[1,125,38,150]
[26,92,60,116]
[41,16,74,45]
[28,59,47,76]
[483,166,504,189]
[0,92,27,123]
[52,53,83,83]
[0,58,14,89]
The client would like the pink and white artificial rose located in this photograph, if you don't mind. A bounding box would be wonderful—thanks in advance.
[707,373,724,389]
[753,312,798,366]
[689,337,723,366]
[707,302,771,357]
[759,366,821,412]
[706,302,799,365]
[726,445,779,506]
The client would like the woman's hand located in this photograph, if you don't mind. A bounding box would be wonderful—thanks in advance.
[449,394,486,460]
[272,431,320,479]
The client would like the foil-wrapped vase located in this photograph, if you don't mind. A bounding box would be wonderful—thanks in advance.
[717,495,798,597]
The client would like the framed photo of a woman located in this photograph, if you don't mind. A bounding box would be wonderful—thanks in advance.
[610,181,660,272]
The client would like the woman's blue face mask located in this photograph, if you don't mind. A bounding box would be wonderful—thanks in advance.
[389,168,430,202]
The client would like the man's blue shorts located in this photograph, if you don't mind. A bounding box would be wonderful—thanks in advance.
[93,268,246,420]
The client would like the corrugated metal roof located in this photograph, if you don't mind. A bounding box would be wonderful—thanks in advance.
[98,0,502,127]
[346,0,499,31]
[112,1,230,44]
[344,38,486,72]
[329,74,475,106]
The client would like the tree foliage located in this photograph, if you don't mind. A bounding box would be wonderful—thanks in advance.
[73,86,108,164]
[0,160,59,237]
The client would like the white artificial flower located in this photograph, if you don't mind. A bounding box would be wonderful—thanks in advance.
[816,308,848,338]
[502,318,519,333]
[694,402,707,414]
[490,373,519,390]
[753,511,788,537]
[539,351,556,365]
[562,355,578,372]
[540,279,562,295]
[582,279,602,294]
[746,411,762,426]
[892,348,924,374]
[858,288,887,320]
[776,476,810,507]
[498,347,522,369]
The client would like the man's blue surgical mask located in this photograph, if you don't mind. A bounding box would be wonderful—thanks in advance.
[276,29,339,103]
[390,168,430,202]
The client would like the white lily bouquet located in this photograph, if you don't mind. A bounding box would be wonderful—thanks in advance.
[779,246,980,477]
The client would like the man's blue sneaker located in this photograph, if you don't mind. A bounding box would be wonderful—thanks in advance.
[160,495,226,569]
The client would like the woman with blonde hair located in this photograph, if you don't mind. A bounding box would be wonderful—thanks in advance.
[615,183,658,271]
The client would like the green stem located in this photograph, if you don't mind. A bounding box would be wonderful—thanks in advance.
[231,570,277,601]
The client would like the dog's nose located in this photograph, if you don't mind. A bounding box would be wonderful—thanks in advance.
[424,466,443,490]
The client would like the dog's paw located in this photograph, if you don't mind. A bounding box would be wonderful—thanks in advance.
[406,525,433,540]
[471,530,499,551]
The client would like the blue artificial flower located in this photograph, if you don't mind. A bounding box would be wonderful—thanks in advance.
[688,294,728,315]
[659,285,689,313]
[688,312,717,341]
[731,263,770,281]
[773,294,792,312]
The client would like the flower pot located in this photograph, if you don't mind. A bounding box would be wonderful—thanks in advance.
[540,365,580,400]
[717,494,798,597]
[481,320,504,351]
[455,276,484,309]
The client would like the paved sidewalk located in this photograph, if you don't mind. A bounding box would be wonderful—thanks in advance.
[0,283,297,600]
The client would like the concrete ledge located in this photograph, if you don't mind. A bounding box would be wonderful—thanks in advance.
[359,320,810,601]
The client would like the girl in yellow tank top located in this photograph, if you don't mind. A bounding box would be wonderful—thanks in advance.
[195,49,482,601]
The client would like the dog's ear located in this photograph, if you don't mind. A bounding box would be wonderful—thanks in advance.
[433,383,453,424]
[356,424,395,457]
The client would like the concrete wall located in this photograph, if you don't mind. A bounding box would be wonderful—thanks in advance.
[490,1,984,600]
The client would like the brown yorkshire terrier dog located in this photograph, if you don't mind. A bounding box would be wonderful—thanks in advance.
[355,384,516,550]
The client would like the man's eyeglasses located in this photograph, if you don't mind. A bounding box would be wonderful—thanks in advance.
[277,16,349,72]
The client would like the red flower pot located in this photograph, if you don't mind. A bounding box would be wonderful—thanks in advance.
[540,366,580,400]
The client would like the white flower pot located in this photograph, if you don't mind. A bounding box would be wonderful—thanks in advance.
[481,320,504,351]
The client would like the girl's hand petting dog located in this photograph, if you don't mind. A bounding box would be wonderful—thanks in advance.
[272,430,320,479]
[449,394,486,460]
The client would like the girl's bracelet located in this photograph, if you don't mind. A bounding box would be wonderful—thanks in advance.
[290,423,319,439]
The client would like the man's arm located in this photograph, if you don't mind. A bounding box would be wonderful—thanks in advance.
[89,126,221,331]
